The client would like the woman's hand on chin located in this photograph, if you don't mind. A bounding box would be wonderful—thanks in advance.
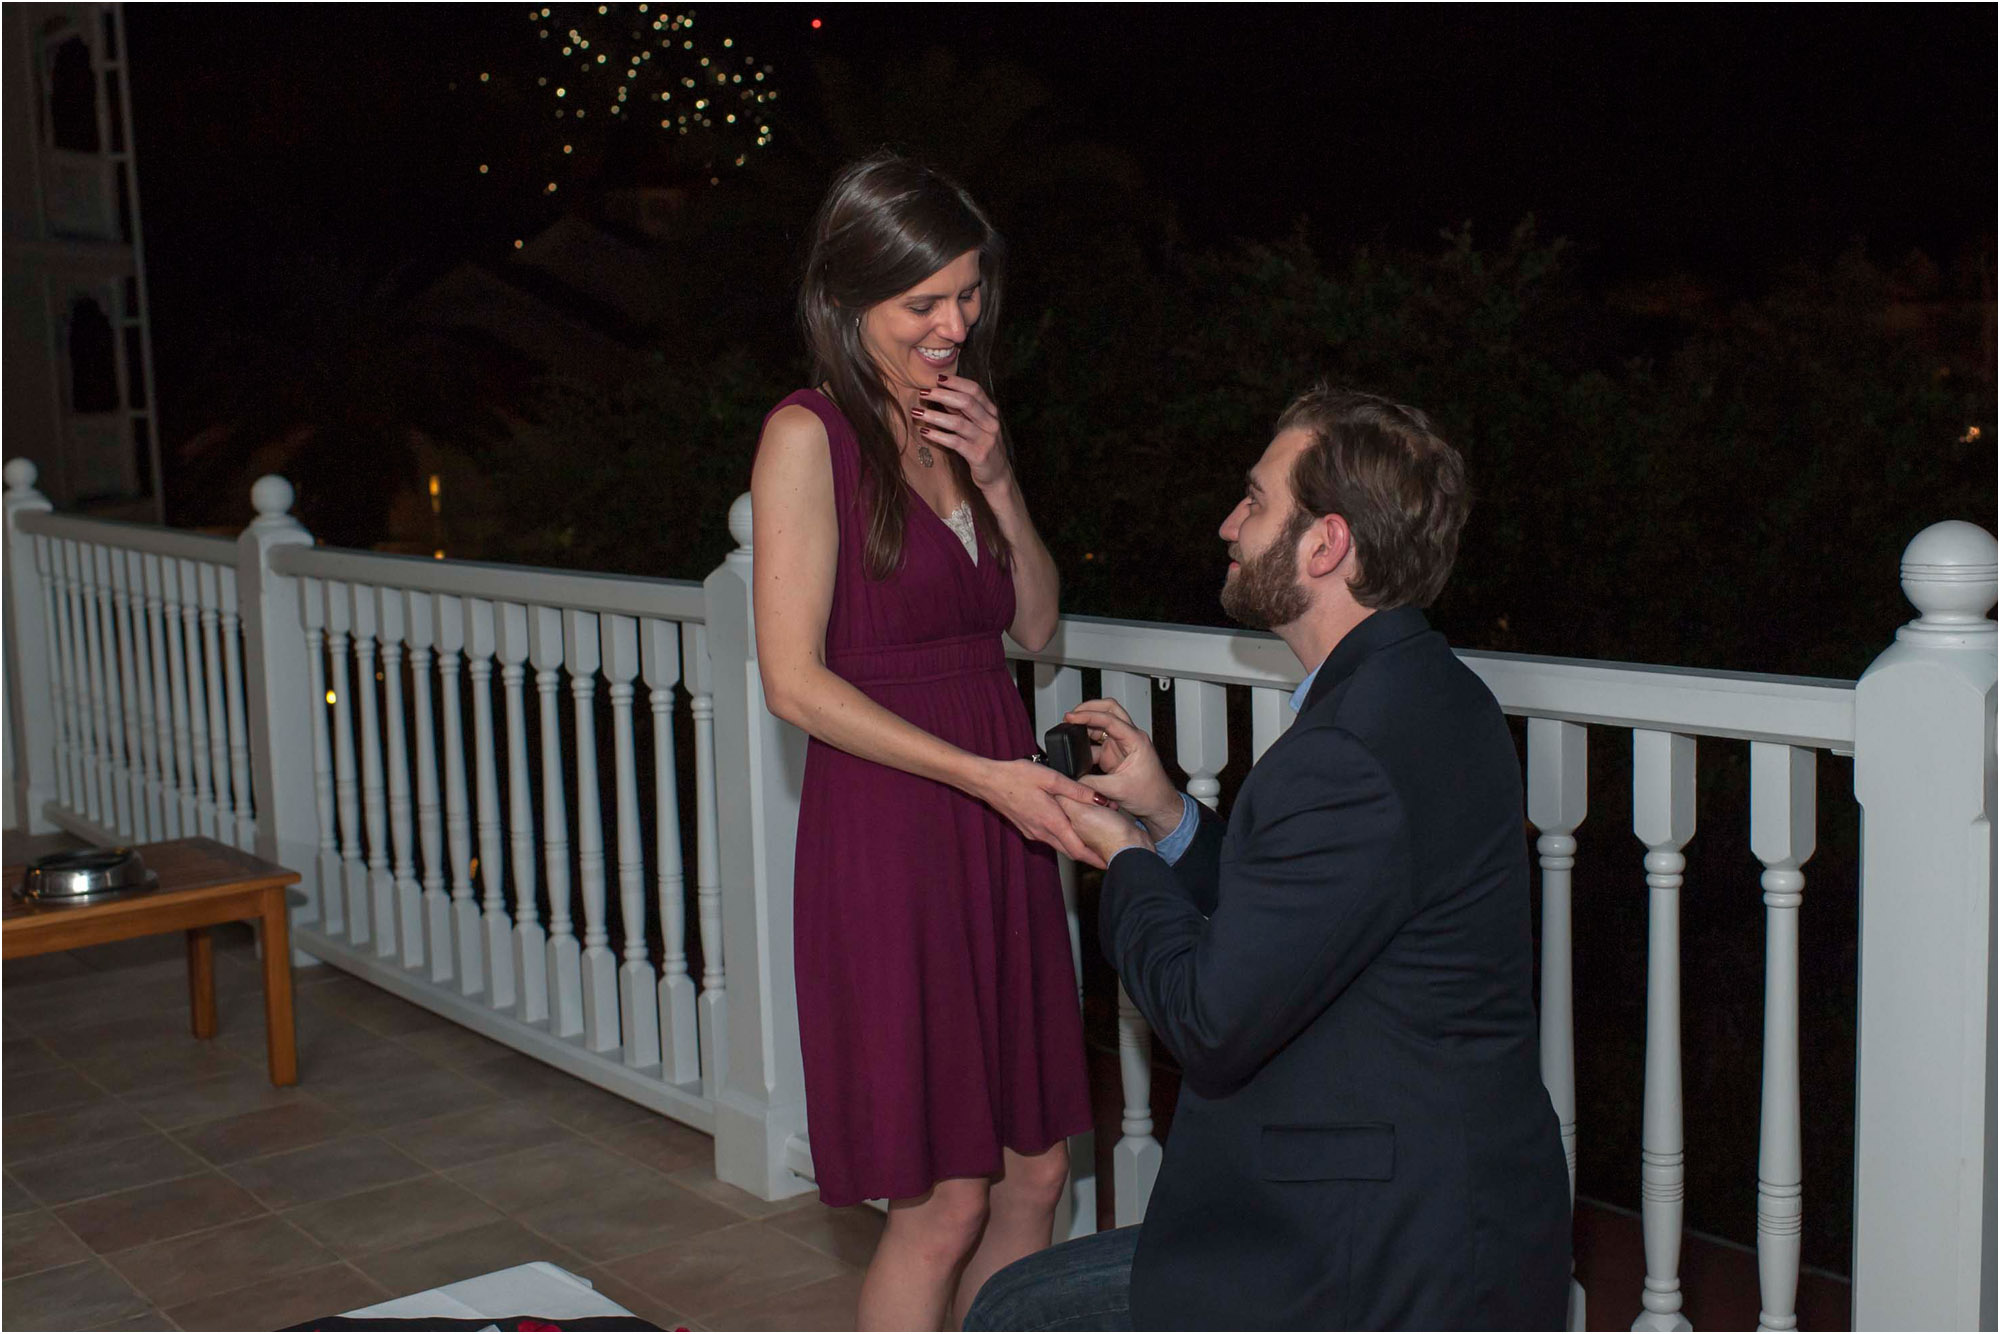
[911,376,1011,490]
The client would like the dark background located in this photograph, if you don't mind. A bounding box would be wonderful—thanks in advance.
[122,2,1996,1280]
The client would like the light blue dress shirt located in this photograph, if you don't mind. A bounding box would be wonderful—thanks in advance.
[1114,660,1323,868]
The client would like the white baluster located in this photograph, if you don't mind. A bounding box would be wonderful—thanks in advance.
[118,550,160,838]
[1248,684,1294,762]
[110,548,147,837]
[142,554,181,838]
[75,541,114,823]
[406,593,450,982]
[33,536,74,813]
[351,585,395,957]
[1752,743,1814,1332]
[684,622,726,1095]
[161,555,198,834]
[567,608,619,1052]
[646,618,698,1085]
[178,558,218,838]
[1529,717,1590,1332]
[219,567,255,848]
[378,589,423,968]
[298,577,342,935]
[198,564,233,841]
[324,581,368,943]
[435,593,483,995]
[1102,670,1163,1225]
[465,597,515,1010]
[59,540,95,818]
[1632,728,1695,1332]
[531,606,583,1037]
[1174,677,1228,811]
[603,614,661,1069]
[1033,662,1095,1240]
[93,546,133,835]
[498,603,547,1024]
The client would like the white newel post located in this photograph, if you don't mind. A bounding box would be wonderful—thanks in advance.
[4,461,57,833]
[705,492,813,1201]
[236,477,322,940]
[1851,520,1998,1332]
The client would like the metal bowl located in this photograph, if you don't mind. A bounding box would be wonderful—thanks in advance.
[14,848,159,905]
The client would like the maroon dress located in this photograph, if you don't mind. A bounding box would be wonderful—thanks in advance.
[775,388,1093,1208]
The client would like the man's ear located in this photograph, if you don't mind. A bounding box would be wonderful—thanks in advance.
[1304,513,1353,579]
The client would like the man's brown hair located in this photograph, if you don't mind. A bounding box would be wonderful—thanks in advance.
[1275,385,1470,609]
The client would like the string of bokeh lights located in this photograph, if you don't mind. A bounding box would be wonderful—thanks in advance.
[463,4,778,209]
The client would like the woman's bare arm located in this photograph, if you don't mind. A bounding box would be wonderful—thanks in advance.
[750,403,1103,866]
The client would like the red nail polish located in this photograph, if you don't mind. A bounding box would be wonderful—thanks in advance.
[936,373,950,383]
[1092,795,1111,807]
[910,407,925,417]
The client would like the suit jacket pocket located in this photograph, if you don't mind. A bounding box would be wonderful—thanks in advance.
[1258,1122,1396,1181]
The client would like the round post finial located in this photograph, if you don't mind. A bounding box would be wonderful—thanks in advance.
[727,491,754,552]
[1898,520,1997,645]
[4,458,40,493]
[250,475,296,520]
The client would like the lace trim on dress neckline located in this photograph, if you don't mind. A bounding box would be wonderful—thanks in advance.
[942,501,978,565]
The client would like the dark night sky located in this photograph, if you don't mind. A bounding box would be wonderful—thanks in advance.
[126,3,1996,297]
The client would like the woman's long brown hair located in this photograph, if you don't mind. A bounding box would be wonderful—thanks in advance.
[799,152,1013,579]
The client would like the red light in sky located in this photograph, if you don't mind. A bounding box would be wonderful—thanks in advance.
[810,17,822,28]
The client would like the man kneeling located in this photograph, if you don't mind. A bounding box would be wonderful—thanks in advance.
[965,386,1572,1331]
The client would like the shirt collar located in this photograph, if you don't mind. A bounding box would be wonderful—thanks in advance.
[1295,606,1434,715]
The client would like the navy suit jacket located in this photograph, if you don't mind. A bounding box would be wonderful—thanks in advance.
[1101,606,1570,1330]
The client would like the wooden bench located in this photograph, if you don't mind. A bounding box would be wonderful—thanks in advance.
[4,837,302,1085]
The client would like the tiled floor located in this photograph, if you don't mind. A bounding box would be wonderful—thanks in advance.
[3,916,879,1331]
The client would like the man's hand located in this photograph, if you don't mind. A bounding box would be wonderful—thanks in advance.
[1066,700,1183,840]
[1056,794,1153,865]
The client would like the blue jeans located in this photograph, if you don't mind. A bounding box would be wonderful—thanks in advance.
[962,1225,1138,1332]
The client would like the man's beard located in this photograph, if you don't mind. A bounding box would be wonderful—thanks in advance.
[1220,519,1311,630]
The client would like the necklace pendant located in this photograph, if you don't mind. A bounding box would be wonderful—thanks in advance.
[917,444,935,468]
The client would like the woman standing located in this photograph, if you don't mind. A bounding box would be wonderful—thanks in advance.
[750,153,1099,1329]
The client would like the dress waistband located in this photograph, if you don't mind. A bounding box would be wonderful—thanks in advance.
[826,632,1008,686]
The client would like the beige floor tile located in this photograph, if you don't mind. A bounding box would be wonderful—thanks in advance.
[380,1101,578,1170]
[703,1269,865,1332]
[102,1214,334,1309]
[4,1208,92,1278]
[165,1260,387,1331]
[1,1035,63,1072]
[222,1134,428,1210]
[2,1067,105,1115]
[570,1265,694,1331]
[601,1220,849,1318]
[32,1010,192,1063]
[586,1116,711,1175]
[765,1202,886,1270]
[310,1062,504,1130]
[512,1187,744,1266]
[345,1217,587,1297]
[123,1069,305,1131]
[82,1308,178,1330]
[313,986,458,1038]
[392,1024,517,1070]
[11,1133,207,1208]
[534,1082,658,1136]
[3,1170,35,1216]
[4,1098,154,1166]
[0,1257,151,1330]
[284,1175,503,1260]
[73,1042,249,1095]
[447,1139,650,1214]
[173,1100,354,1165]
[2,951,94,989]
[667,1162,820,1220]
[55,1172,267,1255]
[6,975,191,1033]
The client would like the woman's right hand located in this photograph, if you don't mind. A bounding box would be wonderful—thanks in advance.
[976,759,1112,869]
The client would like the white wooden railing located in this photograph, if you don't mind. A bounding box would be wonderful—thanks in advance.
[4,458,1993,1330]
